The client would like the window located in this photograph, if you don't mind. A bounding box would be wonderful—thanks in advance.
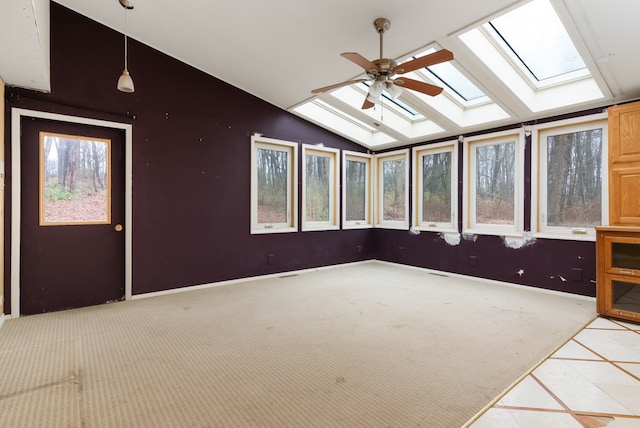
[302,145,340,231]
[250,135,298,234]
[375,149,409,229]
[40,132,111,225]
[413,141,458,232]
[532,114,607,239]
[464,131,524,236]
[343,151,373,229]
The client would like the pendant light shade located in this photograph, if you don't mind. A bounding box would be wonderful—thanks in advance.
[117,0,135,93]
[117,69,135,92]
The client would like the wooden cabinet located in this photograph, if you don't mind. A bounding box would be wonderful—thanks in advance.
[596,226,640,322]
[608,101,640,226]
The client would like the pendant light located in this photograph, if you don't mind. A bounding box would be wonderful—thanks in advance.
[117,0,135,93]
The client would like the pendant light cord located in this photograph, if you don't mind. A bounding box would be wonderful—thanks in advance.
[123,8,128,70]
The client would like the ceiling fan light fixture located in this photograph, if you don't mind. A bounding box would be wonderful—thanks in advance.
[367,80,384,103]
[386,81,403,100]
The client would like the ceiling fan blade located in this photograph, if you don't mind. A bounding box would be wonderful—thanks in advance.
[393,49,454,74]
[393,77,443,97]
[311,78,368,94]
[362,97,375,110]
[341,52,379,73]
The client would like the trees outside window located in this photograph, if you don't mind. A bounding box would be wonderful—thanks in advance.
[302,145,339,231]
[533,115,607,239]
[464,131,524,236]
[375,149,409,230]
[413,141,458,232]
[40,132,110,225]
[343,151,372,229]
[251,136,298,234]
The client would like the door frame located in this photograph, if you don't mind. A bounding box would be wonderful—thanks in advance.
[10,108,133,317]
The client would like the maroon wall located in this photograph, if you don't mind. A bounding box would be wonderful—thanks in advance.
[4,3,599,315]
[3,2,372,311]
[372,115,601,297]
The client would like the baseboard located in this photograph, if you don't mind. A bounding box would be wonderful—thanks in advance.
[131,259,376,301]
[374,260,596,302]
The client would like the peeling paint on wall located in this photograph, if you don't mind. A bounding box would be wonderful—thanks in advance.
[462,233,478,242]
[503,233,536,249]
[440,232,461,246]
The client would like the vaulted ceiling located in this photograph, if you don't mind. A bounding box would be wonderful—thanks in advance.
[2,0,639,150]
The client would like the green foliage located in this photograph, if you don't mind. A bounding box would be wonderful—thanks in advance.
[44,183,81,202]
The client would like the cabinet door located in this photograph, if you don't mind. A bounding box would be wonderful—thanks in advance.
[609,102,640,164]
[601,274,640,322]
[610,165,640,225]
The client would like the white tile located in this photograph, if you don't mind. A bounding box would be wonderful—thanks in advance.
[497,375,564,410]
[597,383,640,414]
[574,329,640,362]
[470,408,582,428]
[533,359,637,415]
[606,417,640,427]
[588,317,628,330]
[618,362,640,379]
[551,339,603,360]
[468,408,519,428]
[614,320,640,331]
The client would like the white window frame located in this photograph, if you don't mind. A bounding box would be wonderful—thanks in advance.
[250,135,298,234]
[531,113,608,241]
[412,141,459,233]
[375,149,410,230]
[342,150,373,229]
[463,130,525,237]
[301,145,340,231]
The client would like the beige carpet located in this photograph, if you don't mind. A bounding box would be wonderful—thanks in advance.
[0,261,595,427]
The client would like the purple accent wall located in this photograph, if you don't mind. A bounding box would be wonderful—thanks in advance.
[3,3,372,312]
[3,3,600,314]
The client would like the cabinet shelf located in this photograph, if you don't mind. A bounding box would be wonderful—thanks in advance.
[596,226,640,323]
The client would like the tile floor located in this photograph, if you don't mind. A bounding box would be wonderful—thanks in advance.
[467,317,640,427]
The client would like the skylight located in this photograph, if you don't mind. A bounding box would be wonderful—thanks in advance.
[408,48,487,105]
[426,61,486,102]
[488,0,587,83]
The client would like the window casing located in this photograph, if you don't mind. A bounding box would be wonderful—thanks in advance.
[463,131,524,236]
[532,114,608,240]
[343,151,373,229]
[250,135,298,234]
[375,149,410,230]
[302,145,340,231]
[412,141,458,233]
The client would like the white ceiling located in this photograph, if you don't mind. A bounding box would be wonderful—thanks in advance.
[2,0,640,150]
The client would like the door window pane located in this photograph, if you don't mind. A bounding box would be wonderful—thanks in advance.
[40,132,110,225]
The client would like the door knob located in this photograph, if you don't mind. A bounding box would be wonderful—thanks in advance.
[114,224,123,232]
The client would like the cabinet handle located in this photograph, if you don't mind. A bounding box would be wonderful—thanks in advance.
[619,269,636,275]
[618,311,637,318]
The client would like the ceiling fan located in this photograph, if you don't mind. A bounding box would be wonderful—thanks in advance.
[311,18,454,109]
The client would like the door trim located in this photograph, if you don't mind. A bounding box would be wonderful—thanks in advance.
[10,108,133,317]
